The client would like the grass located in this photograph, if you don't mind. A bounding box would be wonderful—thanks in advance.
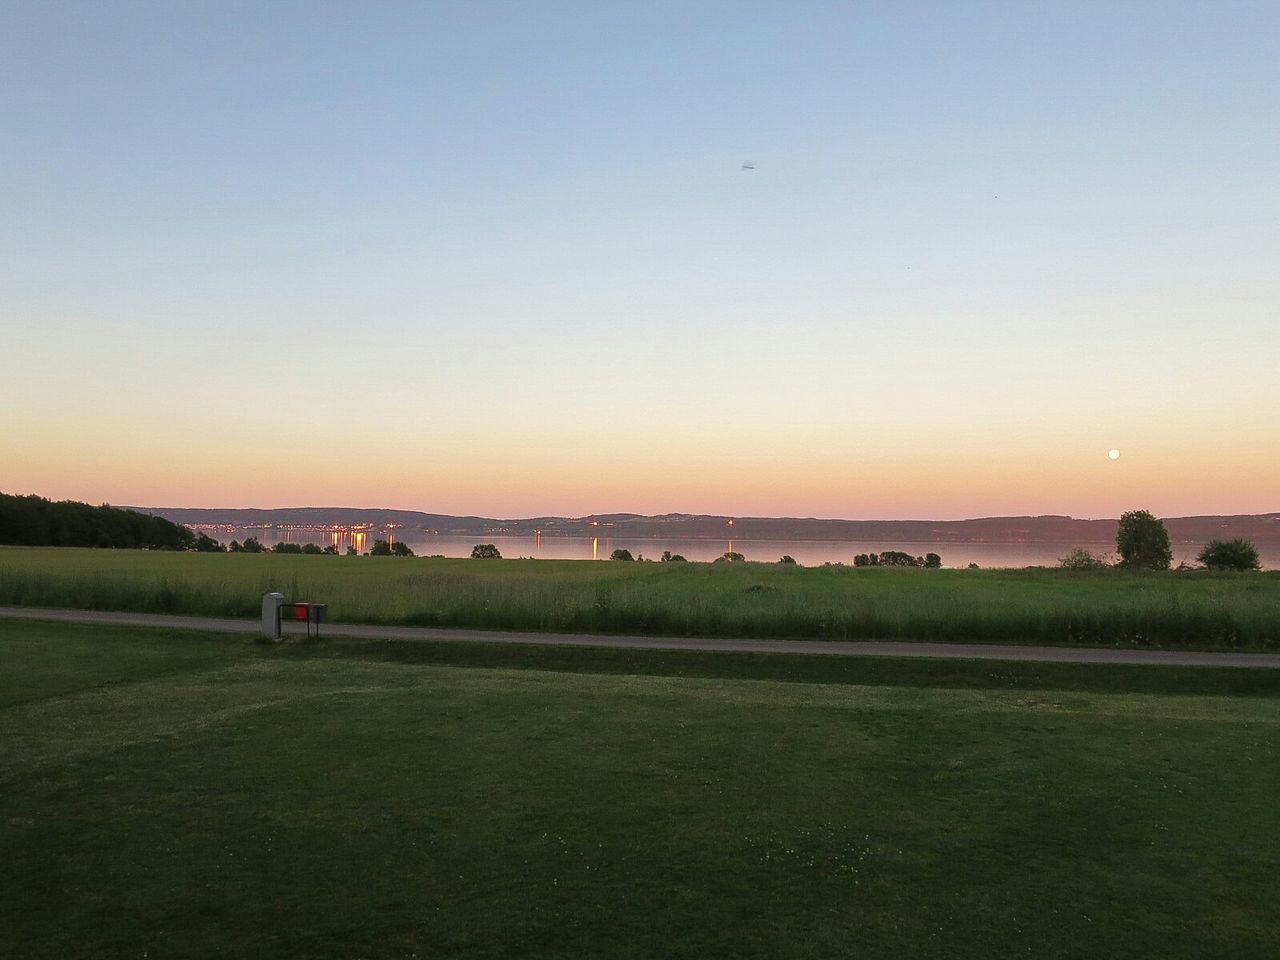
[2,619,1278,959]
[2,546,1280,649]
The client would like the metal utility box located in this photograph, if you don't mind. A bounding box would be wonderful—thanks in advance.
[261,592,284,640]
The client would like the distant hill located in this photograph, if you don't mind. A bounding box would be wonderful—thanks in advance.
[133,506,1280,546]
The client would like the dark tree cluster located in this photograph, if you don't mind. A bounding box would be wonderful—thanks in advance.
[371,539,415,556]
[0,492,196,550]
[265,542,333,555]
[854,551,942,568]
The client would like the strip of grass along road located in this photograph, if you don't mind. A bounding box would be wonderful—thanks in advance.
[2,619,1277,960]
[2,546,1278,648]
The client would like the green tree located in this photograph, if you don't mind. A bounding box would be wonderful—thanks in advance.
[1116,510,1172,570]
[1197,538,1260,571]
[470,543,502,559]
[714,551,745,563]
[778,555,797,564]
[272,542,303,554]
[302,543,323,555]
[241,537,265,554]
[924,552,942,569]
[392,541,415,557]
[370,540,393,556]
[878,551,920,567]
[609,548,634,561]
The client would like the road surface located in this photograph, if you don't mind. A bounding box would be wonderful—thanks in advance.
[3,605,1279,668]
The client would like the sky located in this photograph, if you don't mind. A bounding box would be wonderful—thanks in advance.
[2,1,1277,520]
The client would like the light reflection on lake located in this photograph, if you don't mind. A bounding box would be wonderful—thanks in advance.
[201,527,1279,569]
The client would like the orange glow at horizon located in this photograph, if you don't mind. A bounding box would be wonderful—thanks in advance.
[4,375,1278,521]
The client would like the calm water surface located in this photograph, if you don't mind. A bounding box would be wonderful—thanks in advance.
[204,527,1278,569]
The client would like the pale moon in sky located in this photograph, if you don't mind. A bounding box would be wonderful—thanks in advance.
[1108,448,1121,460]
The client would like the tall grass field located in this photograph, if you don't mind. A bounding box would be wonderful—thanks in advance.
[2,546,1279,648]
[2,619,1277,959]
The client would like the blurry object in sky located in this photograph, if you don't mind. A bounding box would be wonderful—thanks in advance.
[1109,449,1121,461]
[741,160,755,170]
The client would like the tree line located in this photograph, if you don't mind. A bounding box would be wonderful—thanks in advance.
[0,493,196,550]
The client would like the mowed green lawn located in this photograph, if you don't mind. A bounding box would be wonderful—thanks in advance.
[2,621,1277,959]
[3,546,1280,648]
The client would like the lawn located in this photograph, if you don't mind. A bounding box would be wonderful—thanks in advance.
[2,620,1277,958]
[2,546,1280,649]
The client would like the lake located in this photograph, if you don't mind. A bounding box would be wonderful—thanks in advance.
[199,526,1279,569]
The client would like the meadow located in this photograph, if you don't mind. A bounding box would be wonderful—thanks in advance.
[2,546,1280,649]
[2,618,1277,959]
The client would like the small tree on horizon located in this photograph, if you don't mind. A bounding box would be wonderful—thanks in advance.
[470,543,502,559]
[1116,510,1172,570]
[610,548,634,561]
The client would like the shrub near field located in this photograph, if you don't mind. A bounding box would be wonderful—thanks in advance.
[1,547,1279,648]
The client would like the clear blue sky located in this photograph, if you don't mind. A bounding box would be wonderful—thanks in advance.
[3,2,1277,518]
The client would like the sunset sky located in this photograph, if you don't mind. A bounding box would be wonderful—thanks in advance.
[3,2,1277,520]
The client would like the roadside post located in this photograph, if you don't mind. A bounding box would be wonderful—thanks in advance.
[261,592,284,641]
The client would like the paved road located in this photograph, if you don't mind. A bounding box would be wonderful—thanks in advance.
[4,605,1279,669]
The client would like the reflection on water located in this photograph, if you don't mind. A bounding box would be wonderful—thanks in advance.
[190,526,1280,569]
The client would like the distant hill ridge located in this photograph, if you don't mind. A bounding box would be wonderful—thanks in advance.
[133,506,1280,545]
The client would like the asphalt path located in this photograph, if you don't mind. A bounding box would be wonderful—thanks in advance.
[3,605,1279,669]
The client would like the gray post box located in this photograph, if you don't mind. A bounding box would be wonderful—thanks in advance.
[261,592,284,640]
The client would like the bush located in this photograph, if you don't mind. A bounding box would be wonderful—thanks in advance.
[1197,538,1260,571]
[302,543,323,555]
[240,537,265,554]
[470,544,502,559]
[272,542,304,555]
[714,551,746,563]
[369,540,393,556]
[609,549,634,561]
[1116,510,1172,570]
[778,555,797,565]
[1059,548,1110,570]
[924,553,942,569]
[392,542,415,557]
[660,551,687,562]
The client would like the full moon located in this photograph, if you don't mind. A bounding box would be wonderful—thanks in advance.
[1108,449,1121,460]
